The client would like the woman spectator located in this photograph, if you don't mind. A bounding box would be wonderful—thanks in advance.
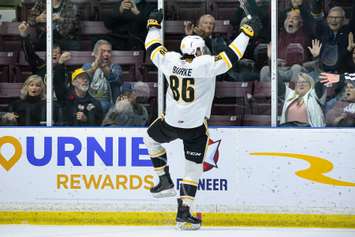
[2,75,46,126]
[280,72,326,127]
[28,0,80,50]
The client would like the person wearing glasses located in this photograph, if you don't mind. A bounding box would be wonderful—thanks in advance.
[310,1,355,72]
[279,72,326,127]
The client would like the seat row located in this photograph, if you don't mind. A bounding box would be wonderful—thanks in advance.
[16,0,240,22]
[0,20,233,51]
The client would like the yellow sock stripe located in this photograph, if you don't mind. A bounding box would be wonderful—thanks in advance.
[229,42,243,59]
[150,149,166,158]
[154,165,166,171]
[145,39,161,50]
[181,179,198,186]
[219,52,232,70]
[180,195,195,200]
[1,212,355,228]
[151,45,166,61]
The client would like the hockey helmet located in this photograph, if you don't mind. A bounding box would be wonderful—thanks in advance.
[180,35,206,56]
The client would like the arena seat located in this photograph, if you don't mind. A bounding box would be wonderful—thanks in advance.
[0,52,17,83]
[249,81,271,115]
[79,21,111,50]
[0,22,30,51]
[209,0,240,20]
[0,82,22,111]
[172,0,208,21]
[15,51,45,82]
[212,81,252,117]
[71,0,98,20]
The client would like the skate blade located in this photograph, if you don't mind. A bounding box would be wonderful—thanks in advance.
[151,188,177,198]
[176,222,201,231]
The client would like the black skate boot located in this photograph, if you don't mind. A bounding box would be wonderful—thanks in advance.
[176,199,201,230]
[150,166,177,198]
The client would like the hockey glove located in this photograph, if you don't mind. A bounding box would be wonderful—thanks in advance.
[240,16,262,38]
[147,9,164,29]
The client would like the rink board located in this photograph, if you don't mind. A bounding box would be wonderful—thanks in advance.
[0,127,355,226]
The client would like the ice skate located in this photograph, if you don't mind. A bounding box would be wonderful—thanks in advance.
[150,166,177,198]
[176,199,201,230]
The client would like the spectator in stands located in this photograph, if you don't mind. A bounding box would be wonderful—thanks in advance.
[102,82,149,126]
[53,67,103,126]
[103,0,155,50]
[319,72,355,126]
[17,21,71,84]
[83,40,123,114]
[260,9,311,82]
[280,72,326,127]
[1,75,46,126]
[28,0,80,50]
[232,0,271,44]
[185,14,219,54]
[310,1,355,72]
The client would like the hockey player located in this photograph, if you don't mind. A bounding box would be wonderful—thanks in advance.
[143,9,260,230]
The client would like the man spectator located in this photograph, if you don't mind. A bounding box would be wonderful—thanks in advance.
[28,0,80,50]
[311,1,355,72]
[260,9,312,82]
[82,40,123,114]
[54,67,103,126]
[103,0,155,50]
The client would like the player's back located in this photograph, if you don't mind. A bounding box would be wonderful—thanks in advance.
[161,52,216,128]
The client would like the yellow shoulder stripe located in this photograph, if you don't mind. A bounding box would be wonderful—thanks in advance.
[219,52,232,69]
[145,39,161,50]
[151,45,167,61]
[229,42,243,59]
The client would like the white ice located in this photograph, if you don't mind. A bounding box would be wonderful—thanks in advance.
[1,225,355,237]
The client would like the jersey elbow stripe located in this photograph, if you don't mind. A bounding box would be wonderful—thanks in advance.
[219,52,232,70]
[150,45,165,61]
[229,42,243,59]
[145,39,161,50]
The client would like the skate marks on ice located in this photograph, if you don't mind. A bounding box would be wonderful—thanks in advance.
[1,225,355,237]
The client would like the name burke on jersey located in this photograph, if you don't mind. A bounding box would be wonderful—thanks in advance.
[172,66,192,77]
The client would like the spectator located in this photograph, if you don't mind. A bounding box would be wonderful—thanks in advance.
[2,75,46,126]
[53,67,103,126]
[28,0,80,50]
[103,0,155,50]
[102,82,149,126]
[83,40,123,114]
[260,9,311,82]
[17,21,71,84]
[319,72,355,126]
[311,1,355,72]
[280,72,326,127]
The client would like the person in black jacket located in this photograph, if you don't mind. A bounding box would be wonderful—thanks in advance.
[54,66,103,126]
[311,0,355,72]
[2,75,46,126]
[103,0,155,50]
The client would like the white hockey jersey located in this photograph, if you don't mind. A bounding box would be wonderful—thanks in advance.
[145,28,250,128]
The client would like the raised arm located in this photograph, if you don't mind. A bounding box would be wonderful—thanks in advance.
[144,9,167,68]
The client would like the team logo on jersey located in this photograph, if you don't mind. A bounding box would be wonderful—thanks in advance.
[203,139,221,172]
[214,55,222,62]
